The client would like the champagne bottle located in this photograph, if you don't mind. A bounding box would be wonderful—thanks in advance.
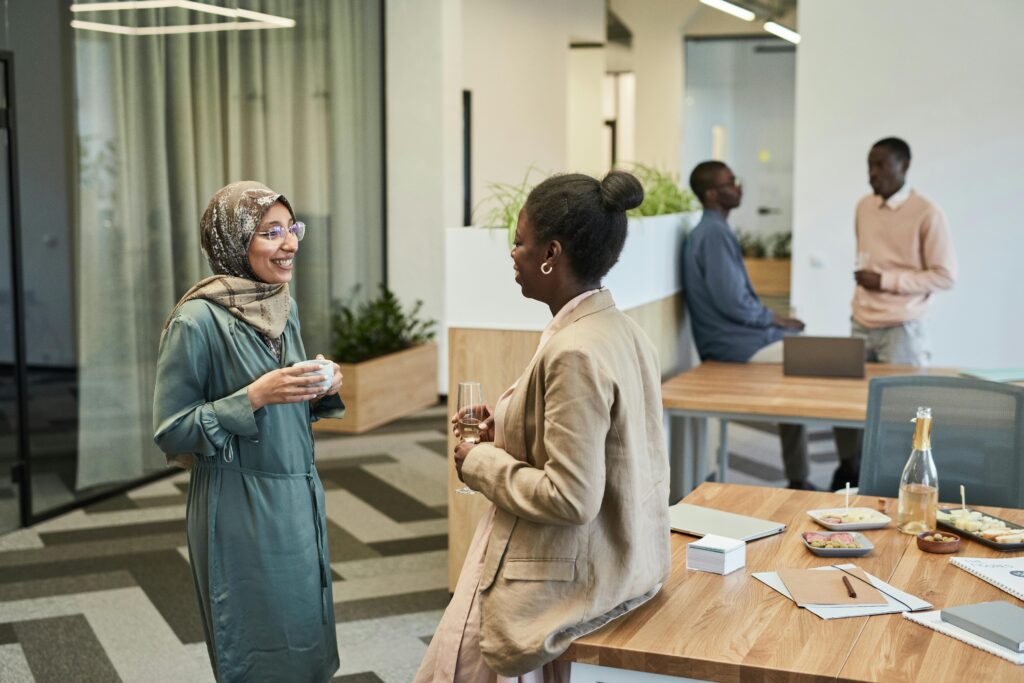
[897,406,939,535]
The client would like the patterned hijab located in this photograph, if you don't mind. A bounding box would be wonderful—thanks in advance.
[162,181,294,340]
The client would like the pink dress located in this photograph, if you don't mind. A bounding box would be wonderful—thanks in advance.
[413,290,603,683]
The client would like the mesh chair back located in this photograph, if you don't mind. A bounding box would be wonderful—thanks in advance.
[859,376,1024,508]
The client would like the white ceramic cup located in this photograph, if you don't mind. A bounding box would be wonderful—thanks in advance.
[292,359,334,395]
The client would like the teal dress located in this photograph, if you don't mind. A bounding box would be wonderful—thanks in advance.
[153,299,344,683]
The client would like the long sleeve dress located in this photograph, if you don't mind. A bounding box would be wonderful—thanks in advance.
[153,298,345,683]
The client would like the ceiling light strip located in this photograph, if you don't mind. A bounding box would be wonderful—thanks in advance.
[764,21,801,44]
[699,0,756,22]
[70,0,294,34]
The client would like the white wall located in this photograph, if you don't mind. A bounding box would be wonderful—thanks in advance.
[386,0,463,337]
[792,0,1024,367]
[610,0,694,173]
[462,0,603,218]
[567,45,606,175]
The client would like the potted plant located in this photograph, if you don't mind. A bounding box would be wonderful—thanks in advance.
[739,230,792,297]
[313,285,438,434]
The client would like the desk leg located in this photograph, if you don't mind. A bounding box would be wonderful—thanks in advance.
[695,417,708,486]
[665,412,690,503]
[717,419,729,482]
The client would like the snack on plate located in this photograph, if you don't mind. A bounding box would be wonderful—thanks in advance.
[817,509,886,525]
[937,507,1023,545]
[995,533,1024,544]
[802,531,862,549]
[922,533,956,543]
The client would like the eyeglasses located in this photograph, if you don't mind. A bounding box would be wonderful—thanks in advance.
[715,177,742,190]
[255,222,305,242]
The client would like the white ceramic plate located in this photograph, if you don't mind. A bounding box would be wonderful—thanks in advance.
[801,531,874,557]
[807,507,891,531]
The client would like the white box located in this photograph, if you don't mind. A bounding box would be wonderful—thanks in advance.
[686,534,746,575]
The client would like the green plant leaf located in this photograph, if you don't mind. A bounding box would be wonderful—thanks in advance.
[329,284,437,363]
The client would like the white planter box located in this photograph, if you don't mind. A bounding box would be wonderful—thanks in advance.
[439,211,701,393]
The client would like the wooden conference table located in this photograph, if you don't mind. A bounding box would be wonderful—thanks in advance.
[561,483,1024,682]
[661,362,962,497]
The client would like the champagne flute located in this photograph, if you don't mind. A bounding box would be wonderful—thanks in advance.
[455,382,485,495]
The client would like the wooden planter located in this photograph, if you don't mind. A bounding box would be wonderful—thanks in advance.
[313,342,438,434]
[743,257,792,296]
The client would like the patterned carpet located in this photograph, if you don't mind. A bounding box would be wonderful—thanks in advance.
[0,404,840,683]
[0,404,451,683]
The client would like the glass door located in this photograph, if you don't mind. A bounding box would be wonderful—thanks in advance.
[0,51,27,532]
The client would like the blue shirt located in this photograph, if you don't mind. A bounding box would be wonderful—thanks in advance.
[681,209,783,362]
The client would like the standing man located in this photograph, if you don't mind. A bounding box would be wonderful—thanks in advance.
[833,137,957,489]
[682,160,815,490]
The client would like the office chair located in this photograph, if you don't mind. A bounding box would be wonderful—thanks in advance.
[858,375,1024,508]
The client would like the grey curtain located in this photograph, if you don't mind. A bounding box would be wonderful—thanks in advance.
[74,0,383,489]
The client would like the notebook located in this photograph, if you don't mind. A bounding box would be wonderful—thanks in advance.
[905,611,1024,665]
[754,563,932,620]
[777,567,887,607]
[951,557,1024,601]
[669,503,786,541]
[941,601,1024,653]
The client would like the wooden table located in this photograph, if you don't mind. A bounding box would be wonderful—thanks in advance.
[661,363,960,498]
[562,483,1024,682]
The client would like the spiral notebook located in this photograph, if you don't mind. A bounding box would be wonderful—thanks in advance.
[951,557,1024,601]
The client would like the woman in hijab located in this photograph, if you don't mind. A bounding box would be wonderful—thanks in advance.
[415,171,671,681]
[153,181,344,683]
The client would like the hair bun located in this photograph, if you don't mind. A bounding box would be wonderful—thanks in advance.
[599,171,644,213]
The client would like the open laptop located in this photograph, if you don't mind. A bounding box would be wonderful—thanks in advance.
[783,336,866,379]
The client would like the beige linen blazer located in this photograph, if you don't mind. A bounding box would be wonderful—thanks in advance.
[462,290,671,676]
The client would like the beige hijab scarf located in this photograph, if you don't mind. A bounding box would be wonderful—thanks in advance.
[163,181,294,340]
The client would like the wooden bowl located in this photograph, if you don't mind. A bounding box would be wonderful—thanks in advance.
[917,530,960,553]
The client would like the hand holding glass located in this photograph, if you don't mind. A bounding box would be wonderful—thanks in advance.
[455,382,485,495]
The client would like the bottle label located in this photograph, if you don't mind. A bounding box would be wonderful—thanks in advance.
[912,416,932,450]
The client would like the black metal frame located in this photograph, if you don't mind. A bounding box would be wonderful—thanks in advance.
[0,50,32,528]
[0,51,178,529]
[462,89,472,227]
[379,0,388,287]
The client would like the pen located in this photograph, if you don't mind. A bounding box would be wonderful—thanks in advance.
[842,575,857,598]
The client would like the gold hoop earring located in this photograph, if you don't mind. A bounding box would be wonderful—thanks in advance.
[541,262,553,275]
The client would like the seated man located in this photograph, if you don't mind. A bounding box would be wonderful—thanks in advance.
[682,160,839,490]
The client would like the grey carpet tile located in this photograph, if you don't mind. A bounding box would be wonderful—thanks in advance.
[326,520,383,562]
[0,570,136,601]
[0,533,188,569]
[334,589,452,623]
[132,494,188,509]
[727,453,786,482]
[37,519,186,546]
[0,550,205,644]
[368,535,447,557]
[316,454,398,471]
[322,469,444,523]
[86,494,140,513]
[334,673,386,683]
[416,438,449,457]
[16,614,122,683]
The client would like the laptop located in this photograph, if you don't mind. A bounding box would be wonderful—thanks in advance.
[783,336,866,379]
[669,503,786,542]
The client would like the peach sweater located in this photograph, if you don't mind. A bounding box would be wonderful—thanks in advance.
[851,190,957,328]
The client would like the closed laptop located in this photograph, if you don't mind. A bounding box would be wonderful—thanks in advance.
[783,336,866,379]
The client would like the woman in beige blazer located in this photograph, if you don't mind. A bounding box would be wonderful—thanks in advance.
[415,171,671,681]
